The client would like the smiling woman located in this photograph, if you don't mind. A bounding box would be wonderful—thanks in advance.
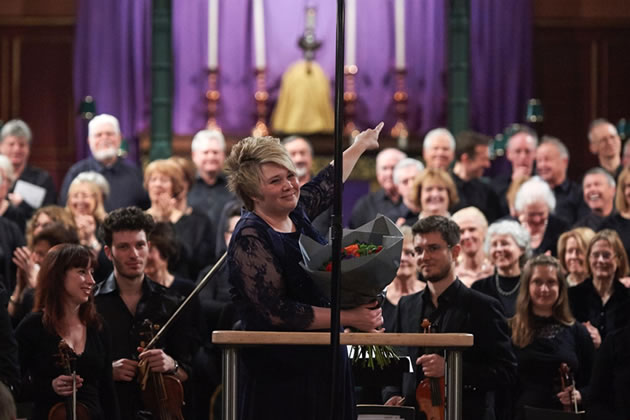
[15,244,120,420]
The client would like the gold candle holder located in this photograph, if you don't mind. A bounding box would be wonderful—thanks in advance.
[252,69,269,137]
[206,69,221,131]
[391,69,409,150]
[343,65,360,141]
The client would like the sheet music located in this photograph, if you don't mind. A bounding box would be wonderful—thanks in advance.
[14,179,46,208]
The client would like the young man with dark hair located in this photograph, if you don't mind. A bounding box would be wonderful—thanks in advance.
[94,206,195,419]
[385,216,517,420]
[451,131,503,222]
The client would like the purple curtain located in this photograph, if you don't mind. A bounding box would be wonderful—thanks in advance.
[73,0,152,162]
[469,0,533,136]
[73,0,531,156]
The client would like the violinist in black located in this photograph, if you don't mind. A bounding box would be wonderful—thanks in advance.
[385,216,517,420]
[15,244,119,420]
[94,207,195,419]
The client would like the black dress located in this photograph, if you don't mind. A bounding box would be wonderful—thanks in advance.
[513,316,594,420]
[471,273,520,318]
[228,164,356,420]
[15,312,119,420]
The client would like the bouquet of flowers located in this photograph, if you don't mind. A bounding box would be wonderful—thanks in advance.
[299,215,403,368]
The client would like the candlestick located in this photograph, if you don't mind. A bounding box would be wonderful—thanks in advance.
[391,69,409,149]
[394,0,406,70]
[253,0,266,70]
[252,69,269,137]
[206,69,221,130]
[344,65,359,141]
[344,0,356,67]
[208,0,219,69]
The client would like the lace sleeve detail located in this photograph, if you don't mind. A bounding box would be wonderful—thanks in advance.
[230,226,314,330]
[299,164,335,221]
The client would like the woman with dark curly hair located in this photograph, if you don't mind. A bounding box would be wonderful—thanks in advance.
[15,244,118,420]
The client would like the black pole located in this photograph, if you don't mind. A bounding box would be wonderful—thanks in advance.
[330,0,345,418]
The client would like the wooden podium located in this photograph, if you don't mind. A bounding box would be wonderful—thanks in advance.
[212,331,474,420]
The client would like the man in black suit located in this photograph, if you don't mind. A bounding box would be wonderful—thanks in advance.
[385,216,517,420]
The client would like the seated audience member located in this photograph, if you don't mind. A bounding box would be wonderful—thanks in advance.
[510,255,594,419]
[385,216,516,420]
[349,148,406,228]
[282,135,331,236]
[587,322,630,419]
[472,220,531,317]
[0,155,27,232]
[514,176,569,256]
[187,129,234,230]
[8,223,80,327]
[144,159,215,280]
[599,166,630,254]
[386,158,424,226]
[15,244,120,420]
[421,128,455,170]
[65,171,112,282]
[452,207,493,287]
[1,119,57,219]
[0,283,19,402]
[94,207,194,419]
[535,136,589,226]
[557,227,596,287]
[569,229,630,349]
[408,168,459,221]
[451,131,502,222]
[492,126,538,216]
[382,225,423,332]
[59,113,149,211]
[588,118,622,179]
[574,167,616,230]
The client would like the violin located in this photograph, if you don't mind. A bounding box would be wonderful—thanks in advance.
[558,362,578,413]
[48,340,91,420]
[137,319,185,420]
[415,319,445,420]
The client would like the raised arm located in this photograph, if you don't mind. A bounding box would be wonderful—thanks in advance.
[336,122,383,182]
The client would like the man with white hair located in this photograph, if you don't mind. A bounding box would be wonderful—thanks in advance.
[491,126,538,216]
[0,119,57,216]
[59,114,149,211]
[422,128,455,170]
[188,129,234,228]
[588,118,622,178]
[386,158,424,226]
[535,136,588,226]
[574,168,616,230]
[349,147,407,228]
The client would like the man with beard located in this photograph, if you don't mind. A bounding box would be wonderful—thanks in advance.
[94,207,195,419]
[384,216,516,420]
[59,114,149,211]
[188,129,234,230]
[349,148,407,228]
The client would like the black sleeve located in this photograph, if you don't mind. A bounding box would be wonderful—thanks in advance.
[98,323,120,420]
[0,285,20,393]
[584,331,617,418]
[464,297,518,390]
[574,322,595,393]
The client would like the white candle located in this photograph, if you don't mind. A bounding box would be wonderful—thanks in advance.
[253,0,266,69]
[345,0,356,67]
[394,0,406,70]
[208,0,219,69]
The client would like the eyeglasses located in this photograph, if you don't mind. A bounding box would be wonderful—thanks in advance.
[589,251,616,261]
[415,244,451,256]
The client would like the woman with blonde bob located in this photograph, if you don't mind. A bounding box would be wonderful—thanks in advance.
[225,124,384,420]
[511,255,594,419]
[409,167,459,220]
[65,172,109,250]
[569,229,630,349]
[557,227,596,287]
[452,207,493,287]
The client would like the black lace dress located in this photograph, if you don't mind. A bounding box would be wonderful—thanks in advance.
[513,316,594,420]
[228,164,356,420]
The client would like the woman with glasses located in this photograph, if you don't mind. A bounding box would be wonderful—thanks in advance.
[568,229,630,349]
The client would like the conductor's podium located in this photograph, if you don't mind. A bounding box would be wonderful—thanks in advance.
[212,331,473,420]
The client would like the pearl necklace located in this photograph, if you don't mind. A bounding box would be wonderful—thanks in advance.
[495,272,520,296]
